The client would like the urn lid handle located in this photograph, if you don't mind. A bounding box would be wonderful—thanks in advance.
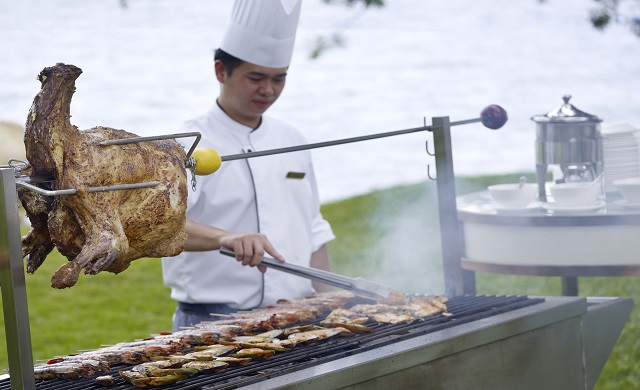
[531,94,602,123]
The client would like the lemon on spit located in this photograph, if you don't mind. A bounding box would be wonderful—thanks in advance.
[192,147,222,175]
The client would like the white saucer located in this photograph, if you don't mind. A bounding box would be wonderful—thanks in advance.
[613,199,640,209]
[494,202,541,212]
[542,201,605,212]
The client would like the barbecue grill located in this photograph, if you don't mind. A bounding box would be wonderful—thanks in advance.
[0,295,631,390]
[0,109,633,390]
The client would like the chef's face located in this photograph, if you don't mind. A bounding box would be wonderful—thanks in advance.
[216,60,288,128]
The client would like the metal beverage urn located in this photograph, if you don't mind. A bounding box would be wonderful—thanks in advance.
[532,95,604,203]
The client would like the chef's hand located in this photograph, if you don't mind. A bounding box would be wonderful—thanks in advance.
[219,233,285,273]
[183,221,284,272]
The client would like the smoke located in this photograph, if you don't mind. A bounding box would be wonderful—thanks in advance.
[328,174,534,296]
[0,120,26,166]
[354,181,445,295]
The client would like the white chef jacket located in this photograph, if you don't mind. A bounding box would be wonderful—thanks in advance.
[162,103,335,309]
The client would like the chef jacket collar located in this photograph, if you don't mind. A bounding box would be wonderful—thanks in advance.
[215,99,264,134]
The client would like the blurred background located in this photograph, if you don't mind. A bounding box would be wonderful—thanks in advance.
[1,0,639,202]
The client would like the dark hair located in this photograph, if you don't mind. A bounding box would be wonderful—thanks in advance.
[214,49,244,76]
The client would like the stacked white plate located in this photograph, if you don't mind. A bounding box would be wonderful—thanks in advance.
[602,122,640,193]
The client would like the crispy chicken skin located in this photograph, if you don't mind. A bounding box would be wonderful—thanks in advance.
[19,63,188,288]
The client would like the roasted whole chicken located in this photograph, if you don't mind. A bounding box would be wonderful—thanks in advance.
[19,63,188,288]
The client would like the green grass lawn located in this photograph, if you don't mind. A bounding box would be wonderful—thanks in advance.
[0,172,636,389]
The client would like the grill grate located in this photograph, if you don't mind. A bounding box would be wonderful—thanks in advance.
[1,295,543,390]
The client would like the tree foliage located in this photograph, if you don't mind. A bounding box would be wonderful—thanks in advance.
[311,0,385,58]
[321,0,384,6]
[312,0,640,59]
[116,0,638,60]
[587,0,640,36]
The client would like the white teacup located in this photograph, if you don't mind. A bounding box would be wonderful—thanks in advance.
[614,177,640,204]
[488,183,538,209]
[549,182,601,206]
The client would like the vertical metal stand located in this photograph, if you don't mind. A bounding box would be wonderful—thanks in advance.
[432,117,476,296]
[0,167,35,390]
[562,277,579,296]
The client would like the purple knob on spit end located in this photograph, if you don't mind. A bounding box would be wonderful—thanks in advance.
[480,105,508,130]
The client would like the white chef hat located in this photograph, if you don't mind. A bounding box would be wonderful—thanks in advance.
[220,0,303,69]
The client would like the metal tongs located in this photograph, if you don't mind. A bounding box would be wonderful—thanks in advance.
[219,247,392,301]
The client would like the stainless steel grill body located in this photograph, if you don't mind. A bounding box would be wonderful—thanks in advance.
[250,296,631,390]
[0,295,630,390]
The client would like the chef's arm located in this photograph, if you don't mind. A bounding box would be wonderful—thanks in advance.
[310,245,334,292]
[184,219,284,270]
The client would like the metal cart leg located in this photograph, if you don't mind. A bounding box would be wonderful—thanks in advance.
[562,276,579,296]
[0,167,36,390]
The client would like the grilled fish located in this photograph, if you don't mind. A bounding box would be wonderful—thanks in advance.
[34,359,109,380]
[130,375,189,388]
[95,375,115,387]
[211,356,252,365]
[186,344,237,360]
[287,327,353,345]
[182,361,229,373]
[231,348,276,359]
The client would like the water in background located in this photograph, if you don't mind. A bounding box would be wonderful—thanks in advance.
[1,0,639,202]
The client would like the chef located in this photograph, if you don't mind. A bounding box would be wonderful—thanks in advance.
[162,0,336,331]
